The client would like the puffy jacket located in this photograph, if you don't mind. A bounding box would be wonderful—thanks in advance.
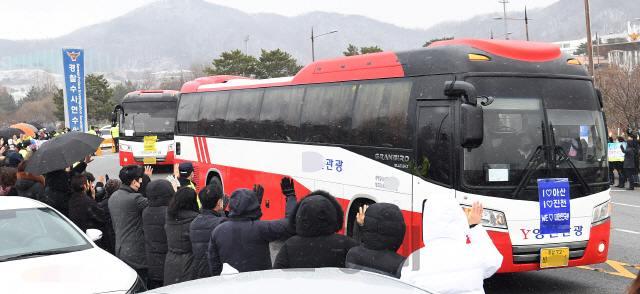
[208,188,297,275]
[164,209,199,285]
[401,196,503,294]
[345,203,407,278]
[109,185,149,270]
[142,180,174,282]
[15,171,45,201]
[43,162,87,217]
[273,190,357,269]
[189,209,228,278]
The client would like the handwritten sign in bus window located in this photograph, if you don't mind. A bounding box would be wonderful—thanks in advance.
[143,136,157,151]
[538,178,571,234]
[608,142,626,162]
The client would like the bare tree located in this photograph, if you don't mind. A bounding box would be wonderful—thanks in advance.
[596,65,640,131]
[140,70,156,90]
[189,61,209,78]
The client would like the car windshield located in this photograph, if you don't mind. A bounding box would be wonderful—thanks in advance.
[0,208,92,261]
[122,101,177,135]
[462,77,608,199]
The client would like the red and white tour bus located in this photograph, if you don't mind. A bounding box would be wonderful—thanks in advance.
[173,39,610,272]
[112,90,179,166]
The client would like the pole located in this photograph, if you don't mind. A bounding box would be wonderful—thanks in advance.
[584,0,594,77]
[501,0,509,40]
[244,35,250,55]
[491,30,494,39]
[525,6,530,41]
[311,27,315,62]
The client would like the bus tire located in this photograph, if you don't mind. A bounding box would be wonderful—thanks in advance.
[346,198,375,243]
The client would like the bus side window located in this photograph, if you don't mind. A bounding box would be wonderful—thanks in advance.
[416,106,452,186]
[176,93,202,135]
[225,89,264,138]
[260,86,304,141]
[197,91,231,137]
[351,79,412,148]
[300,82,356,144]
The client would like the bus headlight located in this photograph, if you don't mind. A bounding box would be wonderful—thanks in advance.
[168,144,174,151]
[592,200,611,226]
[462,206,507,229]
[120,144,132,152]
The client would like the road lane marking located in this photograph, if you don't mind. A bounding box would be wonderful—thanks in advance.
[611,227,640,235]
[577,260,638,279]
[612,202,640,208]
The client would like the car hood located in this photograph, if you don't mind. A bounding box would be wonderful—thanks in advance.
[0,247,137,294]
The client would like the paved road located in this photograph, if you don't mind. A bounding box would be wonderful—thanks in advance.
[88,151,639,293]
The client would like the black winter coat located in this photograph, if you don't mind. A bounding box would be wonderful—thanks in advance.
[142,180,174,282]
[15,172,45,201]
[622,143,636,169]
[345,203,407,278]
[189,209,228,278]
[208,188,297,275]
[98,199,116,255]
[68,192,106,234]
[164,209,199,286]
[273,191,357,269]
[43,162,86,216]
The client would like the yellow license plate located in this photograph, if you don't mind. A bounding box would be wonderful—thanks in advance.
[540,247,569,268]
[143,157,157,165]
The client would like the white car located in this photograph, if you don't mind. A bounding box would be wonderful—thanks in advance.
[0,196,145,294]
[99,125,113,148]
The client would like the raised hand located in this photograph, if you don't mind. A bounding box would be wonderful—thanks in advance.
[253,184,265,205]
[144,166,153,178]
[467,201,483,226]
[357,205,369,226]
[280,176,296,198]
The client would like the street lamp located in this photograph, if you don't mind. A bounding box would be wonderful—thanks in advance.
[311,27,338,62]
[494,32,512,39]
[244,35,250,55]
[493,6,532,40]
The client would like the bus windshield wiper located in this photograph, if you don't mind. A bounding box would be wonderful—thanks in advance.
[0,249,75,262]
[554,145,592,195]
[511,145,546,199]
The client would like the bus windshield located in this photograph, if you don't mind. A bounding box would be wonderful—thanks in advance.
[122,101,177,135]
[462,77,608,198]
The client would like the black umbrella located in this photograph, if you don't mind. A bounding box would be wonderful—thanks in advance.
[42,125,57,132]
[25,132,105,176]
[0,124,10,130]
[0,127,25,139]
[27,121,44,130]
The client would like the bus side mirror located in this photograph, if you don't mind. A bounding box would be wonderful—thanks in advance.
[460,103,484,149]
[444,81,477,106]
[110,112,117,126]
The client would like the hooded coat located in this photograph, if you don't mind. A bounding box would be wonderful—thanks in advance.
[109,185,149,270]
[164,209,199,285]
[345,203,407,278]
[190,209,228,278]
[621,143,636,169]
[208,188,297,275]
[142,180,174,282]
[43,162,87,217]
[273,191,357,269]
[401,196,503,294]
[15,171,45,201]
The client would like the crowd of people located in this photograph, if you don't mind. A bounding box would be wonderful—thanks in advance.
[0,130,505,293]
[609,130,640,190]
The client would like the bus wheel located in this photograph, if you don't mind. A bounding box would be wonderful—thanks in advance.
[346,198,375,244]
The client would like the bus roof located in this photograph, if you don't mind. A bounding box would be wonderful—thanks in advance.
[181,39,587,93]
[123,90,180,102]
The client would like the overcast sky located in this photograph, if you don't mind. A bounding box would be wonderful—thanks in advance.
[1,0,559,40]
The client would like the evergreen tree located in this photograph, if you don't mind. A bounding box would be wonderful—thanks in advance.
[86,74,115,122]
[256,49,303,79]
[203,49,258,78]
[423,37,454,47]
[360,46,383,54]
[0,84,17,114]
[52,88,65,121]
[343,44,360,56]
